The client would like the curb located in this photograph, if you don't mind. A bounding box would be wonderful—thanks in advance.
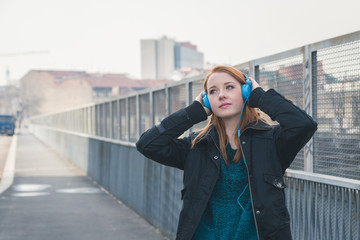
[0,134,17,195]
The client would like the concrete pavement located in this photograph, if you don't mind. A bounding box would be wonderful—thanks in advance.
[0,130,167,240]
[0,136,12,180]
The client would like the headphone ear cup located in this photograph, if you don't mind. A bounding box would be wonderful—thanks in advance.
[241,80,251,100]
[202,92,212,111]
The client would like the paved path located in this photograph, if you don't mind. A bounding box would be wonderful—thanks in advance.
[0,131,166,240]
[0,136,12,180]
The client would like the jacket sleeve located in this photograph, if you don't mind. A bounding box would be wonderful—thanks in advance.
[136,101,208,170]
[249,88,318,171]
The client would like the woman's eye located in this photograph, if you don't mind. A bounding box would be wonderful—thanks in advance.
[226,85,234,90]
[209,89,216,94]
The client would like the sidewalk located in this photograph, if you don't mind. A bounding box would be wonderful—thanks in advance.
[0,136,12,180]
[0,130,167,240]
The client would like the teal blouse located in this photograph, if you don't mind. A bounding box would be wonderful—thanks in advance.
[192,144,258,240]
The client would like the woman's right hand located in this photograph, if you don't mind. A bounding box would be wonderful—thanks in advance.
[195,91,212,116]
[248,76,260,91]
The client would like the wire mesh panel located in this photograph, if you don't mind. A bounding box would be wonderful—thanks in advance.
[76,109,80,133]
[313,40,360,180]
[153,90,166,124]
[129,97,137,141]
[191,79,209,132]
[68,111,73,132]
[77,109,82,133]
[81,109,85,134]
[90,106,95,136]
[77,110,81,132]
[105,102,111,138]
[168,83,188,139]
[120,99,127,140]
[72,111,77,132]
[59,112,64,130]
[234,65,250,76]
[99,104,106,137]
[85,107,89,135]
[258,55,305,170]
[95,105,101,137]
[112,100,119,140]
[285,177,360,240]
[140,93,151,134]
[68,110,73,132]
[169,84,187,114]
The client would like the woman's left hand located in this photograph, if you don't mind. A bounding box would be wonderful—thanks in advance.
[249,76,260,91]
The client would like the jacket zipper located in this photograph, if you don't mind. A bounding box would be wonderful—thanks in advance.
[239,133,261,240]
[209,134,222,155]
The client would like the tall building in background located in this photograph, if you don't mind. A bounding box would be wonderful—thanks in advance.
[174,42,204,70]
[141,39,159,80]
[141,36,204,80]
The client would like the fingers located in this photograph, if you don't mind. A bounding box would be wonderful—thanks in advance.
[195,91,212,116]
[248,76,260,90]
[194,91,204,103]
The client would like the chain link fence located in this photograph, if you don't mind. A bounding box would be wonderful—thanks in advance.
[257,55,304,170]
[313,39,360,180]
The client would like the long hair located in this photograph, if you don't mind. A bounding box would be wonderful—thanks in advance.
[191,65,272,164]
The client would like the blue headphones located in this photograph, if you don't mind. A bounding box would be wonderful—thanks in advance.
[202,73,252,111]
[202,72,251,137]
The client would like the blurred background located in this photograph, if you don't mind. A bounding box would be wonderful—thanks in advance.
[1,1,360,239]
[1,0,360,119]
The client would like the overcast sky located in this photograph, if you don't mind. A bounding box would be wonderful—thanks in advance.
[0,0,359,85]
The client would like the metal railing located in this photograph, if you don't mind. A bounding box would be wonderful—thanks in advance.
[285,170,359,240]
[31,30,360,239]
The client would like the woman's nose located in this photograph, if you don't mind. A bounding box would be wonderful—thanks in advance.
[218,89,227,99]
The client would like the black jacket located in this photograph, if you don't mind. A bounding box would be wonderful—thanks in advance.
[136,88,317,240]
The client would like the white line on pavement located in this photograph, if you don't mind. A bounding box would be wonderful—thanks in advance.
[0,135,17,195]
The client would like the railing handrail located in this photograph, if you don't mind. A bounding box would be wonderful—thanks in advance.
[285,169,360,190]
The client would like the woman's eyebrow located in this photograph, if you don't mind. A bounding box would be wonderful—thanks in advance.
[223,81,234,85]
[208,81,235,89]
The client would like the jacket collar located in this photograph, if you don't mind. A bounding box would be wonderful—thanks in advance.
[196,120,273,147]
[242,120,274,132]
[192,121,273,169]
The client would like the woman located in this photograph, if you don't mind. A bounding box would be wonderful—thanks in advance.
[136,65,317,240]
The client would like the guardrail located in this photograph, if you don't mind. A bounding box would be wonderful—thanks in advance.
[285,170,359,240]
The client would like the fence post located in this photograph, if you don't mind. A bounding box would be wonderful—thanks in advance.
[109,101,113,139]
[136,95,140,139]
[165,84,170,115]
[102,104,106,137]
[126,98,130,141]
[303,45,314,172]
[186,80,192,135]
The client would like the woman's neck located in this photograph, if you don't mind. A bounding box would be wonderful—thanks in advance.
[223,116,240,149]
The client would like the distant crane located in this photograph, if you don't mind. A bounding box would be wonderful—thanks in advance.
[0,50,49,57]
[0,50,49,85]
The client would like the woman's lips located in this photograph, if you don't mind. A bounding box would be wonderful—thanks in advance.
[219,103,231,108]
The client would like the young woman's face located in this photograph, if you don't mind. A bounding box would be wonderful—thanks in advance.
[206,72,244,120]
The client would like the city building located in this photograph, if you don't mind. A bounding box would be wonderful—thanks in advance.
[19,70,171,116]
[174,42,204,70]
[141,36,204,80]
